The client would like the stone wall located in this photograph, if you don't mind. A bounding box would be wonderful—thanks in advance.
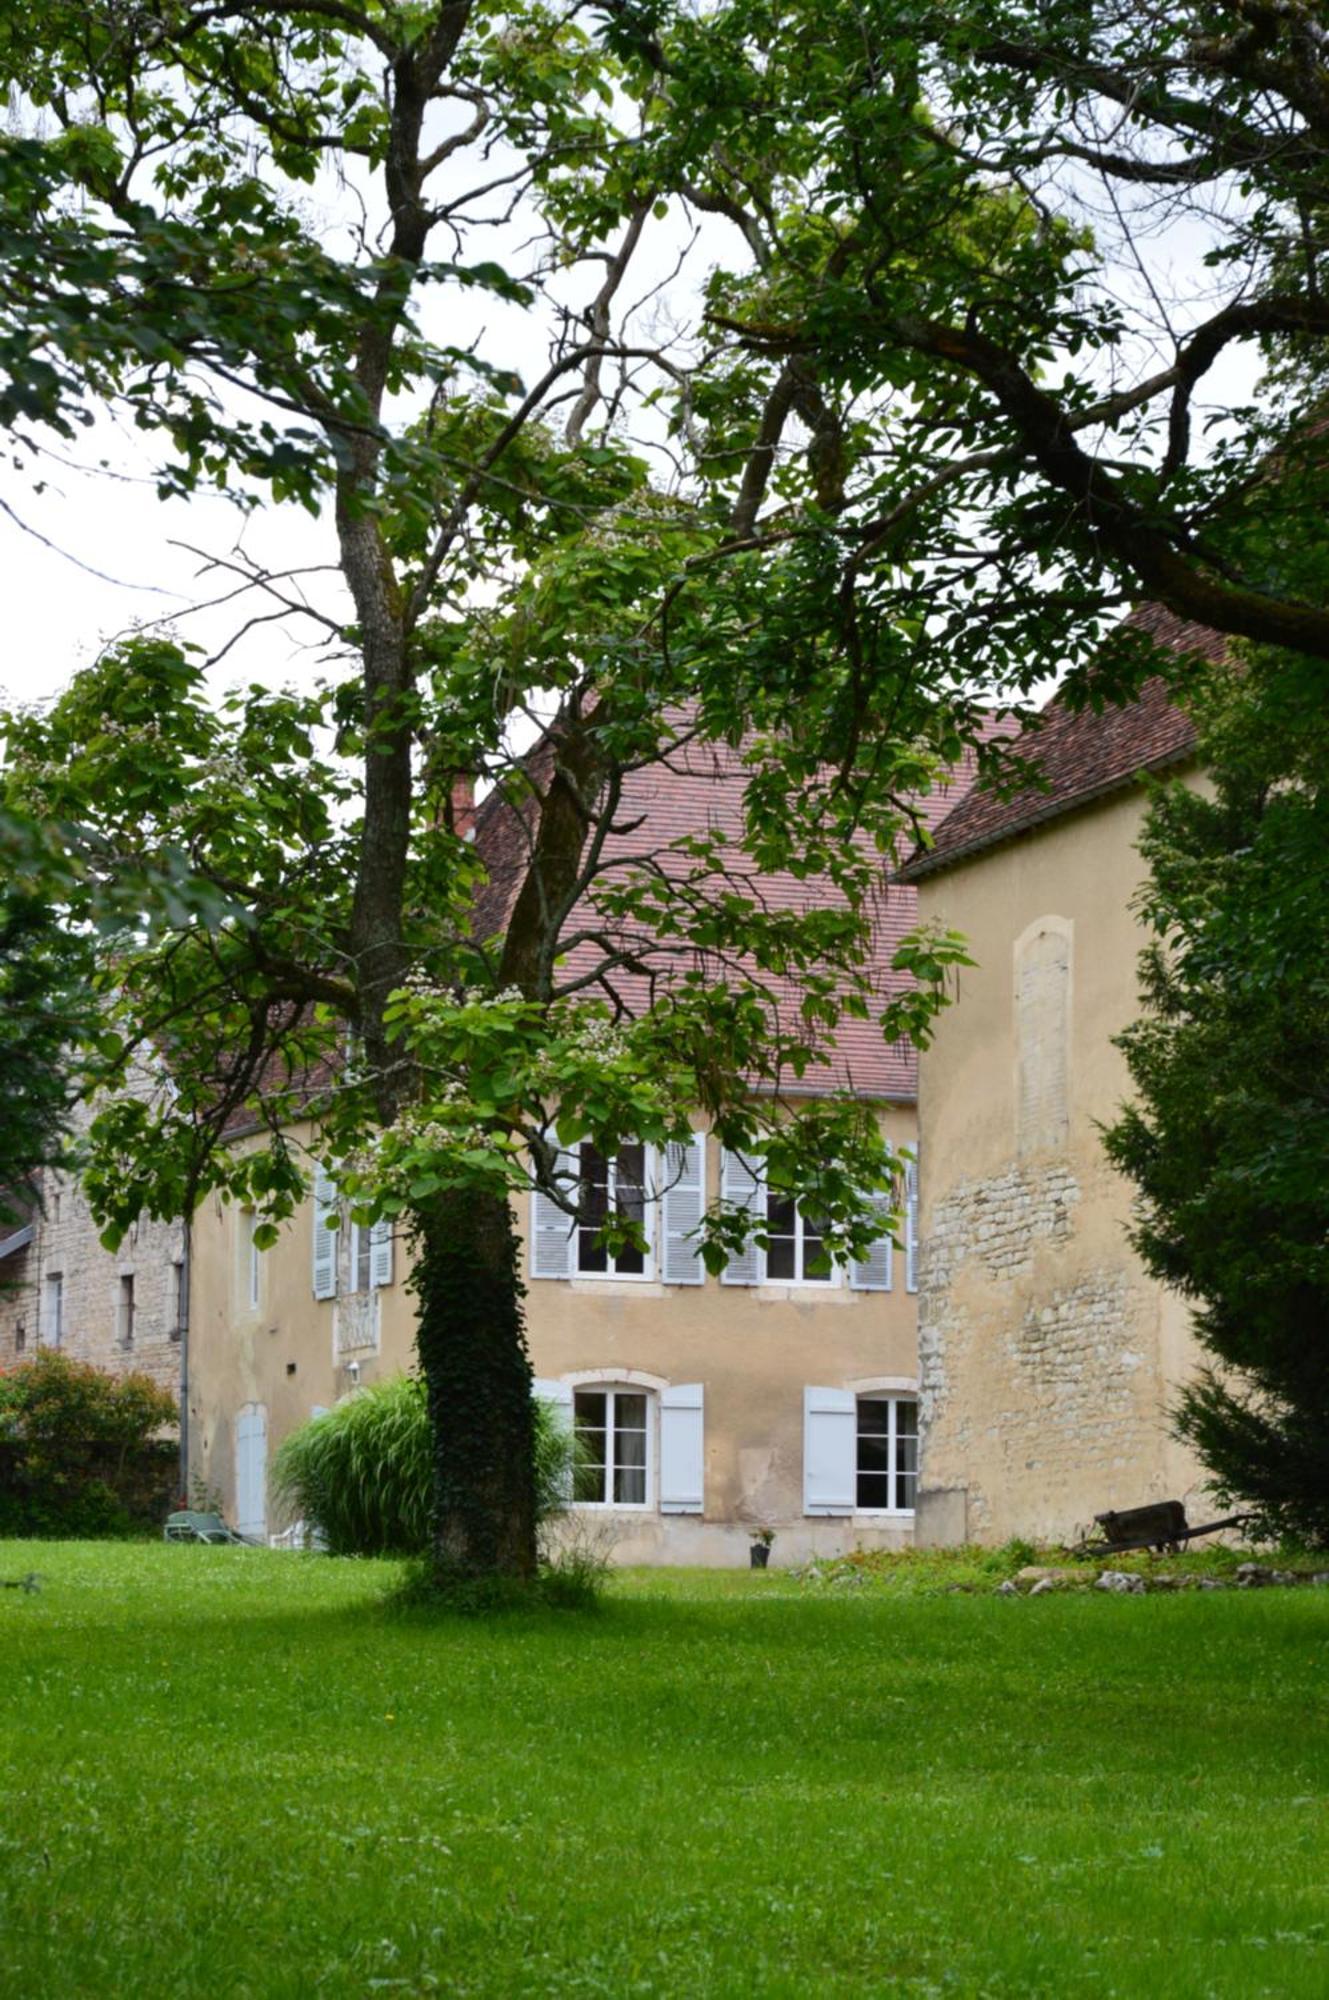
[0,1099,185,1401]
[913,785,1209,1545]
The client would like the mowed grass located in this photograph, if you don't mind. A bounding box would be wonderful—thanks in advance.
[2,1548,1327,1998]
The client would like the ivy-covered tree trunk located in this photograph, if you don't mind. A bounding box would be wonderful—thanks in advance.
[411,1188,539,1580]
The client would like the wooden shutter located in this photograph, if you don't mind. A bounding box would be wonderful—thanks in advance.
[659,1383,704,1514]
[369,1217,393,1289]
[720,1147,765,1285]
[311,1165,338,1301]
[530,1148,577,1279]
[803,1386,856,1515]
[849,1191,893,1292]
[661,1135,706,1286]
[532,1378,574,1502]
[234,1404,268,1540]
[904,1155,919,1294]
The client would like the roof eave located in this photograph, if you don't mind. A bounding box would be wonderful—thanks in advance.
[898,744,1199,884]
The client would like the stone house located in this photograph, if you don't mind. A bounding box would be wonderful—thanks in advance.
[899,612,1223,1545]
[186,738,991,1558]
[0,1095,188,1410]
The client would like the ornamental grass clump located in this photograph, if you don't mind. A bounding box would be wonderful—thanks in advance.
[273,1376,574,1559]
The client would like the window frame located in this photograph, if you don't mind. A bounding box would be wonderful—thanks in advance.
[350,1217,373,1296]
[117,1272,136,1348]
[42,1271,63,1349]
[573,1140,658,1283]
[570,1383,654,1510]
[853,1393,918,1517]
[762,1188,837,1287]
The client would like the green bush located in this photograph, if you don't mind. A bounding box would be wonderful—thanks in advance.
[273,1375,576,1558]
[0,1350,178,1538]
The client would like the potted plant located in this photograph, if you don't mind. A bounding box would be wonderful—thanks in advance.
[749,1525,776,1570]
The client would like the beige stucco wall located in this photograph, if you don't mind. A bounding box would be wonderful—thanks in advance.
[912,779,1209,1546]
[188,1106,921,1563]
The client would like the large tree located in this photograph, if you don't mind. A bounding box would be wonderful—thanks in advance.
[0,3,977,1583]
[1103,651,1329,1546]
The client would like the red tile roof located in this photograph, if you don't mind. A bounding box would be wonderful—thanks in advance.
[898,607,1223,882]
[473,724,998,1103]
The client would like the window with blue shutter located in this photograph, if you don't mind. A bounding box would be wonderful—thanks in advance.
[311,1165,338,1301]
[904,1155,919,1293]
[720,1147,765,1285]
[659,1383,704,1513]
[661,1135,706,1285]
[803,1386,857,1515]
[849,1190,894,1292]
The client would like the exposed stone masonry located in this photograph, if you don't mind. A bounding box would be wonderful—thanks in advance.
[0,1100,184,1398]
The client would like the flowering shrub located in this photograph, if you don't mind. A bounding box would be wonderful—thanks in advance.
[0,1350,177,1538]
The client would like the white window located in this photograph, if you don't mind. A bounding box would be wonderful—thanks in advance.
[722,1150,893,1290]
[804,1385,917,1516]
[573,1386,651,1507]
[348,1214,394,1296]
[764,1189,832,1283]
[42,1272,63,1348]
[530,1134,707,1285]
[351,1217,372,1295]
[537,1377,704,1513]
[855,1395,918,1513]
[575,1143,650,1276]
[117,1273,135,1347]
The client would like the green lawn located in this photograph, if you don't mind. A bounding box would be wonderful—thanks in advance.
[2,1547,1327,1997]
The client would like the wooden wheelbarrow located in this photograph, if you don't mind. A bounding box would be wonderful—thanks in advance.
[1073,1499,1250,1557]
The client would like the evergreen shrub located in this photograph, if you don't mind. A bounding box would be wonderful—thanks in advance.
[0,1350,178,1537]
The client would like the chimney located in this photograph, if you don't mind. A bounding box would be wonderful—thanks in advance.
[449,775,476,841]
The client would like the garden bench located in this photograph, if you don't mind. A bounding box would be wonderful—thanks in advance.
[163,1510,254,1545]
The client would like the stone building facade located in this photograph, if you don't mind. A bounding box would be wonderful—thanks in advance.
[900,629,1220,1545]
[185,735,994,1557]
[0,1102,187,1402]
[188,1105,924,1558]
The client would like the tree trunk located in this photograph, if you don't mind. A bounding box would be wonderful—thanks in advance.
[411,1185,538,1581]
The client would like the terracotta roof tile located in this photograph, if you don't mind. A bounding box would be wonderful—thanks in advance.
[899,607,1223,882]
[473,725,998,1102]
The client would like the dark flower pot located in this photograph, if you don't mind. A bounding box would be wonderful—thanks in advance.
[750,1543,770,1569]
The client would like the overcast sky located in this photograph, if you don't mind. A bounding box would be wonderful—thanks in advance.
[0,88,1266,720]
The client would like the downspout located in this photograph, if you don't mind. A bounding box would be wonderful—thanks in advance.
[177,1214,191,1501]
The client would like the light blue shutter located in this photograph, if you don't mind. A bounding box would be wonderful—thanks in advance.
[531,1148,577,1279]
[721,1147,764,1285]
[234,1404,268,1540]
[369,1217,393,1289]
[803,1386,856,1515]
[533,1378,574,1502]
[662,1135,706,1285]
[659,1383,704,1513]
[849,1192,893,1292]
[905,1155,919,1294]
[312,1166,338,1301]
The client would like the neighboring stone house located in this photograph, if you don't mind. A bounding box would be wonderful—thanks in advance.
[899,612,1224,1546]
[0,1095,187,1405]
[188,738,991,1558]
